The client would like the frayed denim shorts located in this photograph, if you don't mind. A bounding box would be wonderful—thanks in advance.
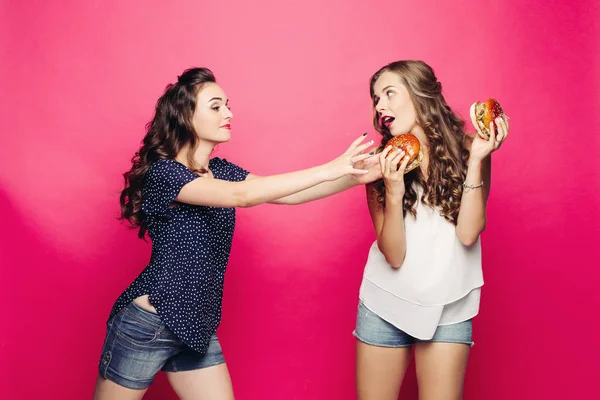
[98,302,225,389]
[353,301,474,347]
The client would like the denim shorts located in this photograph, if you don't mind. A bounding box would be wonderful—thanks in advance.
[353,301,474,347]
[98,302,225,390]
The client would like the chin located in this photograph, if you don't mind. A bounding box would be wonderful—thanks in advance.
[214,132,231,143]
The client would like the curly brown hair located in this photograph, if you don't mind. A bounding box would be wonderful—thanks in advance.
[120,67,215,238]
[369,60,470,224]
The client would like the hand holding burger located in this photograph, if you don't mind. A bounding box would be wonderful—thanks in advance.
[386,133,423,174]
[469,98,508,140]
[468,98,510,161]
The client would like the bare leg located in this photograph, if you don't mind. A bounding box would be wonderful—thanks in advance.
[93,375,148,400]
[166,363,234,400]
[414,342,470,400]
[356,340,412,400]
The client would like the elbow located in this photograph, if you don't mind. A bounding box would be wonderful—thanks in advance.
[458,235,478,247]
[240,192,297,207]
[378,240,406,269]
[235,191,254,208]
[456,223,485,247]
[384,252,405,269]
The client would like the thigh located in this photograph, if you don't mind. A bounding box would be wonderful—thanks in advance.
[356,340,412,400]
[414,320,473,400]
[414,342,470,400]
[354,301,414,400]
[93,375,148,400]
[164,334,231,400]
[166,363,234,400]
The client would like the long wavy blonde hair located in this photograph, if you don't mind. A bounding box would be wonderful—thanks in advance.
[369,60,470,223]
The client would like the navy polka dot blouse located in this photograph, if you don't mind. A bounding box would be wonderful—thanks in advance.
[109,157,249,354]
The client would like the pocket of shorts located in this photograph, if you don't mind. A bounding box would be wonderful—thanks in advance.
[116,308,162,345]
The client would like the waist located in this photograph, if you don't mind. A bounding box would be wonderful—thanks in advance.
[362,241,484,305]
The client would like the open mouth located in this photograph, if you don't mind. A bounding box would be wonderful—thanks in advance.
[380,115,395,129]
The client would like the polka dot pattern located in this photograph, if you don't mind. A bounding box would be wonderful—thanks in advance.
[109,157,249,354]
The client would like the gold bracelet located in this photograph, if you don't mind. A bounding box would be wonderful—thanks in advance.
[462,181,484,193]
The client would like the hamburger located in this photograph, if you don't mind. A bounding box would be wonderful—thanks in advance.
[387,133,423,173]
[469,98,506,140]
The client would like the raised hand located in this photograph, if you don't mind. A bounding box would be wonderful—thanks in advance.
[470,116,510,162]
[322,134,377,181]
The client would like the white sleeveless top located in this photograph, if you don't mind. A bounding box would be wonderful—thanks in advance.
[359,189,484,339]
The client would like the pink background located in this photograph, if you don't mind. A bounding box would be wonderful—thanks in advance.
[1,0,599,399]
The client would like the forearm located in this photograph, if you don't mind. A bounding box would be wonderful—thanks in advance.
[456,157,490,245]
[378,197,407,268]
[271,175,357,205]
[239,165,332,207]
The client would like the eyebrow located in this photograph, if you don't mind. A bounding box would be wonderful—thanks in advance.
[208,97,229,103]
[380,85,395,93]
